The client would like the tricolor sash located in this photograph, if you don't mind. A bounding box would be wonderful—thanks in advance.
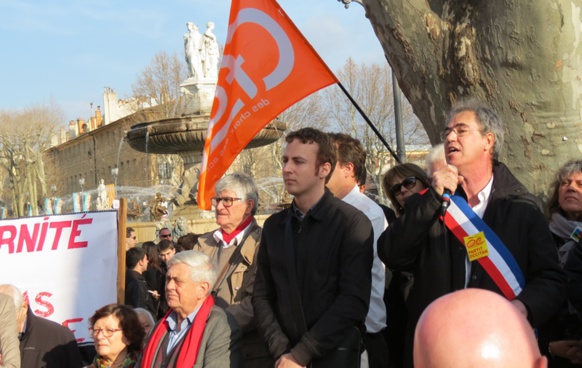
[443,194,525,300]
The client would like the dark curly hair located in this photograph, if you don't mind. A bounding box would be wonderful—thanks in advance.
[89,304,145,353]
[177,233,200,251]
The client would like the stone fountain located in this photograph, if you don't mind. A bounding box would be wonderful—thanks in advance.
[126,116,286,207]
[125,20,287,218]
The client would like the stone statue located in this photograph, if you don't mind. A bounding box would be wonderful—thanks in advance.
[96,179,109,210]
[172,216,189,239]
[203,22,220,79]
[150,192,169,221]
[184,22,204,80]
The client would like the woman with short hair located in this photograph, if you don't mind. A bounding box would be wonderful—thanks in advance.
[88,304,145,368]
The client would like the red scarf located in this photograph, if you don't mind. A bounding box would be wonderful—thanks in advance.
[140,296,215,367]
[221,216,253,244]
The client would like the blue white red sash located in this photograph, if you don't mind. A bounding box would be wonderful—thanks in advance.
[443,194,525,300]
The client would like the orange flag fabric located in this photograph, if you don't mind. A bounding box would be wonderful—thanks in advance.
[197,0,339,210]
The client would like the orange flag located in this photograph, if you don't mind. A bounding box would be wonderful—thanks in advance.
[197,0,339,210]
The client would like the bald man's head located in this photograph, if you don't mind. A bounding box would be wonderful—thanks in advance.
[414,289,547,368]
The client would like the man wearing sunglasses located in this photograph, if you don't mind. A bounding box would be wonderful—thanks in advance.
[125,227,138,250]
[253,128,373,368]
[158,227,173,242]
[327,132,389,368]
[381,99,565,367]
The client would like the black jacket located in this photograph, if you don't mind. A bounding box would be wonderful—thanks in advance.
[125,269,156,317]
[379,162,566,367]
[253,189,373,366]
[20,307,83,368]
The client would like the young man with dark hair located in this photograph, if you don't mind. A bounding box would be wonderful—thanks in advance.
[125,247,155,316]
[327,132,389,368]
[253,127,374,367]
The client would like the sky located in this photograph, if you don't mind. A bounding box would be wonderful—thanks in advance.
[0,0,387,124]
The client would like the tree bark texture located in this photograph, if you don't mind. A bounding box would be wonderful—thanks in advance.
[363,0,582,196]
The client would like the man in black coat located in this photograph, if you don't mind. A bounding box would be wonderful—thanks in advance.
[125,247,156,317]
[0,284,83,368]
[253,128,373,368]
[379,100,566,367]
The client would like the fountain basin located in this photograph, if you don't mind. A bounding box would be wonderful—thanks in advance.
[126,115,287,155]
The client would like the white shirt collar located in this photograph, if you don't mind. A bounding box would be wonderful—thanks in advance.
[212,221,252,248]
[472,174,494,219]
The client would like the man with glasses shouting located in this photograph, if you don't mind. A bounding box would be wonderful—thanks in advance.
[194,172,273,367]
[379,99,565,368]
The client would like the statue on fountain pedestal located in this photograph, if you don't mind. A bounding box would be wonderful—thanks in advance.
[184,22,204,80]
[96,179,109,210]
[184,21,220,81]
[149,192,169,221]
[203,22,219,79]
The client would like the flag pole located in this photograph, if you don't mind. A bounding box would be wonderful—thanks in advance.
[337,82,401,164]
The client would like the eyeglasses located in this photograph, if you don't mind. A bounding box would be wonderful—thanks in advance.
[211,196,242,207]
[389,177,418,197]
[89,327,123,338]
[160,234,171,238]
[440,124,484,141]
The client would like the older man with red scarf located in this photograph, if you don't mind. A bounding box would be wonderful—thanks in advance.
[139,250,242,367]
[194,172,272,368]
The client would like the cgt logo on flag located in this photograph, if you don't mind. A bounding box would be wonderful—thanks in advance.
[197,0,338,210]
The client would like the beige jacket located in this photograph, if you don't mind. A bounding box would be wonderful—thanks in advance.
[194,219,262,333]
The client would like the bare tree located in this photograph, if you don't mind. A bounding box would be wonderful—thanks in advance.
[360,0,582,196]
[323,58,429,195]
[131,51,187,119]
[0,104,62,217]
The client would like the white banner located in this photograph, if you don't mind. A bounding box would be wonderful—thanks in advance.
[0,211,118,344]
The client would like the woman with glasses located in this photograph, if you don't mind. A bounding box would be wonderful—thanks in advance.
[379,163,430,368]
[88,304,145,368]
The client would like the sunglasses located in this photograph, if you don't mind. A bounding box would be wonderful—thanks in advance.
[389,177,418,196]
[160,234,171,238]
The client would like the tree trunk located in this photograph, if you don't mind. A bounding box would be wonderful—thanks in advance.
[363,0,582,196]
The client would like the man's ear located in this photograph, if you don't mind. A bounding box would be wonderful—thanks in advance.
[344,162,355,178]
[535,356,548,368]
[484,132,495,152]
[198,281,211,298]
[244,199,255,215]
[319,162,331,179]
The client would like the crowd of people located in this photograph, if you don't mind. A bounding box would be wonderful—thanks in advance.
[1,99,581,368]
